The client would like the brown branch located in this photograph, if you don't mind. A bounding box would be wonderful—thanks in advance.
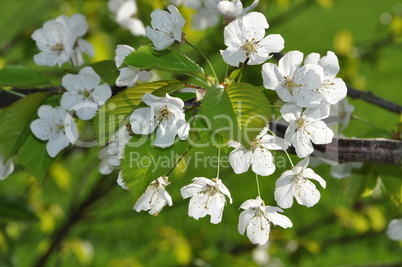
[347,85,402,114]
[270,122,402,165]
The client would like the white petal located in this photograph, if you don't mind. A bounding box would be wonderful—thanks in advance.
[306,121,334,145]
[278,50,303,77]
[258,34,285,54]
[46,133,70,158]
[115,44,135,68]
[238,209,255,235]
[293,130,314,158]
[303,168,326,188]
[320,78,347,105]
[251,148,275,176]
[274,174,294,209]
[60,92,83,111]
[116,67,140,87]
[319,51,340,79]
[229,147,252,174]
[92,84,112,105]
[75,102,99,120]
[0,156,14,180]
[280,103,300,122]
[264,206,293,228]
[260,135,288,151]
[221,48,247,67]
[294,178,321,207]
[239,197,263,210]
[130,107,157,135]
[304,52,320,65]
[246,214,270,245]
[262,63,283,90]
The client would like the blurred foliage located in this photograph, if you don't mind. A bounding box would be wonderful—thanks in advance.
[0,0,402,266]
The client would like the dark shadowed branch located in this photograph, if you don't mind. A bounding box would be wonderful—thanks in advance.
[270,122,402,165]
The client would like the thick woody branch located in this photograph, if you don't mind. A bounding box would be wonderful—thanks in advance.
[270,122,402,165]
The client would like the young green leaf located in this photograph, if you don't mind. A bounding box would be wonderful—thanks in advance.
[200,83,272,147]
[90,60,119,85]
[124,45,204,77]
[16,132,60,182]
[0,65,51,88]
[0,92,49,160]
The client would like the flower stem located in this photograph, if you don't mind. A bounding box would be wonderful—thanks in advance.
[237,63,245,83]
[255,173,261,198]
[216,148,221,179]
[186,40,219,82]
[1,88,25,98]
[351,114,378,129]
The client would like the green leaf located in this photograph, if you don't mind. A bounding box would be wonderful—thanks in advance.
[378,164,402,205]
[94,80,187,146]
[17,132,60,182]
[90,60,119,85]
[200,83,272,146]
[0,65,51,88]
[121,136,190,201]
[0,194,37,222]
[124,45,204,77]
[0,92,49,160]
[341,164,378,202]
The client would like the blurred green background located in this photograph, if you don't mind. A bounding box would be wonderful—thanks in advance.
[0,0,402,266]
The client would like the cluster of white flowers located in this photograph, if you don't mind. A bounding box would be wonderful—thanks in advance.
[25,1,364,248]
[30,66,111,158]
[119,2,350,246]
[31,14,94,67]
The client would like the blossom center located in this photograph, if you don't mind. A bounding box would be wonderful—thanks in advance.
[283,77,301,94]
[242,40,257,54]
[51,43,65,52]
[296,116,307,129]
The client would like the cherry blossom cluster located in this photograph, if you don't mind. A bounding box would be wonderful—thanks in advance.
[22,1,399,246]
[31,14,94,67]
[30,14,112,158]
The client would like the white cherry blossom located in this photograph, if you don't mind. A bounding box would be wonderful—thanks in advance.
[31,19,75,67]
[108,0,146,36]
[134,176,173,215]
[386,218,402,241]
[238,197,292,245]
[304,51,347,105]
[130,93,190,148]
[221,12,284,67]
[204,0,258,18]
[229,126,288,176]
[262,50,324,108]
[30,105,78,158]
[274,157,326,208]
[281,103,334,158]
[0,154,14,181]
[145,5,185,50]
[61,67,112,120]
[181,177,232,224]
[114,45,152,87]
[32,14,94,67]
